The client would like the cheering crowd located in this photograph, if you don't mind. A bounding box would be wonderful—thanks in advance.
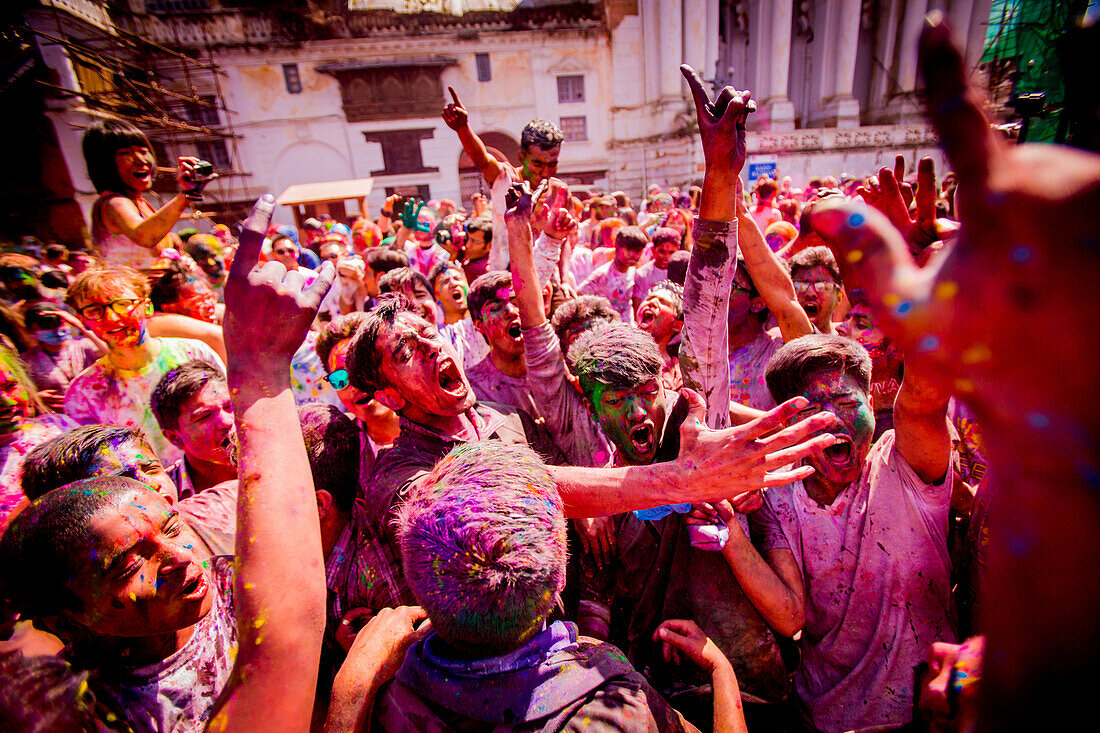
[0,17,1097,733]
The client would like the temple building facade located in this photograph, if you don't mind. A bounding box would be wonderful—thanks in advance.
[20,0,991,234]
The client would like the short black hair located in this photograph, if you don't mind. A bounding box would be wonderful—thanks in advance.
[149,259,194,312]
[151,359,226,433]
[81,119,154,195]
[21,425,148,501]
[428,259,464,291]
[550,295,619,345]
[615,226,649,251]
[666,250,691,285]
[1,477,143,618]
[378,267,431,297]
[465,216,493,242]
[789,246,841,285]
[520,119,563,152]
[466,270,511,324]
[765,334,872,404]
[567,322,663,399]
[298,404,359,516]
[366,248,408,275]
[346,296,420,393]
[315,312,371,370]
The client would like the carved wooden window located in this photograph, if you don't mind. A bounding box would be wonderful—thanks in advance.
[320,61,455,122]
[362,129,439,177]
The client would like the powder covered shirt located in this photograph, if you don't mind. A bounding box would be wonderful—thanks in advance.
[0,413,77,529]
[751,430,956,732]
[465,357,539,419]
[632,261,669,303]
[23,339,102,394]
[580,261,636,325]
[728,328,784,411]
[89,555,238,733]
[63,337,224,466]
[290,330,343,409]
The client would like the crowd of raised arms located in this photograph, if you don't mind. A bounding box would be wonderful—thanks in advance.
[0,17,1096,733]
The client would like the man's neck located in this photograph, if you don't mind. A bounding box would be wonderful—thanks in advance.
[816,317,836,335]
[728,318,765,352]
[612,260,631,274]
[107,336,159,372]
[402,406,478,441]
[182,455,236,495]
[488,347,526,378]
[803,473,850,507]
[78,624,196,669]
[441,308,466,325]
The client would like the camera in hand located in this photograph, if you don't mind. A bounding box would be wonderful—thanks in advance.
[193,160,215,178]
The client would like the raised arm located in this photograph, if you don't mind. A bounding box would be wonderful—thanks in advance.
[100,157,209,249]
[443,87,505,185]
[734,183,813,342]
[677,65,754,429]
[207,195,336,732]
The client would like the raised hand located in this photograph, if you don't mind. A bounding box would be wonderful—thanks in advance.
[804,15,1100,730]
[223,195,335,377]
[442,86,469,131]
[533,178,577,239]
[856,154,942,254]
[680,65,755,173]
[674,388,838,496]
[398,198,428,232]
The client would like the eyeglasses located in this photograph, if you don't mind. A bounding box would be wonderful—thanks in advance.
[76,298,142,321]
[324,368,349,390]
[793,281,839,295]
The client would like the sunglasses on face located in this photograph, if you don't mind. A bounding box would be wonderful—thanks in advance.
[324,368,349,390]
[793,281,838,295]
[76,298,142,321]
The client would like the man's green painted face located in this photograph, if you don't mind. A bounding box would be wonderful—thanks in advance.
[589,379,665,466]
[519,145,560,187]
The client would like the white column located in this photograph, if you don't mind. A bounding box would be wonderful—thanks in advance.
[659,0,684,100]
[704,0,720,82]
[866,0,903,123]
[817,0,861,127]
[896,0,929,96]
[642,0,662,105]
[755,0,795,130]
[682,0,708,82]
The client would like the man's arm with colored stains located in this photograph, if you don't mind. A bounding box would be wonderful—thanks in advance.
[680,217,737,430]
[733,186,814,343]
[206,196,335,732]
[442,87,505,186]
[678,64,755,429]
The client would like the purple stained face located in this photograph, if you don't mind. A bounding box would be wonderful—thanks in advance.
[793,368,875,491]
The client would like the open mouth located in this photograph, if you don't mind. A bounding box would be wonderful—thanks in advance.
[354,394,373,406]
[507,323,522,339]
[451,290,464,302]
[629,423,655,455]
[638,307,656,328]
[821,435,853,467]
[437,356,467,397]
[802,302,820,318]
[178,571,208,602]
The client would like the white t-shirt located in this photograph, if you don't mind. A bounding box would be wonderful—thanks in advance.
[632,261,668,302]
[489,166,518,272]
[728,328,784,411]
[90,556,237,733]
[579,261,636,325]
[751,431,955,732]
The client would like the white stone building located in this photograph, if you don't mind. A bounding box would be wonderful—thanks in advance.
[19,0,992,234]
